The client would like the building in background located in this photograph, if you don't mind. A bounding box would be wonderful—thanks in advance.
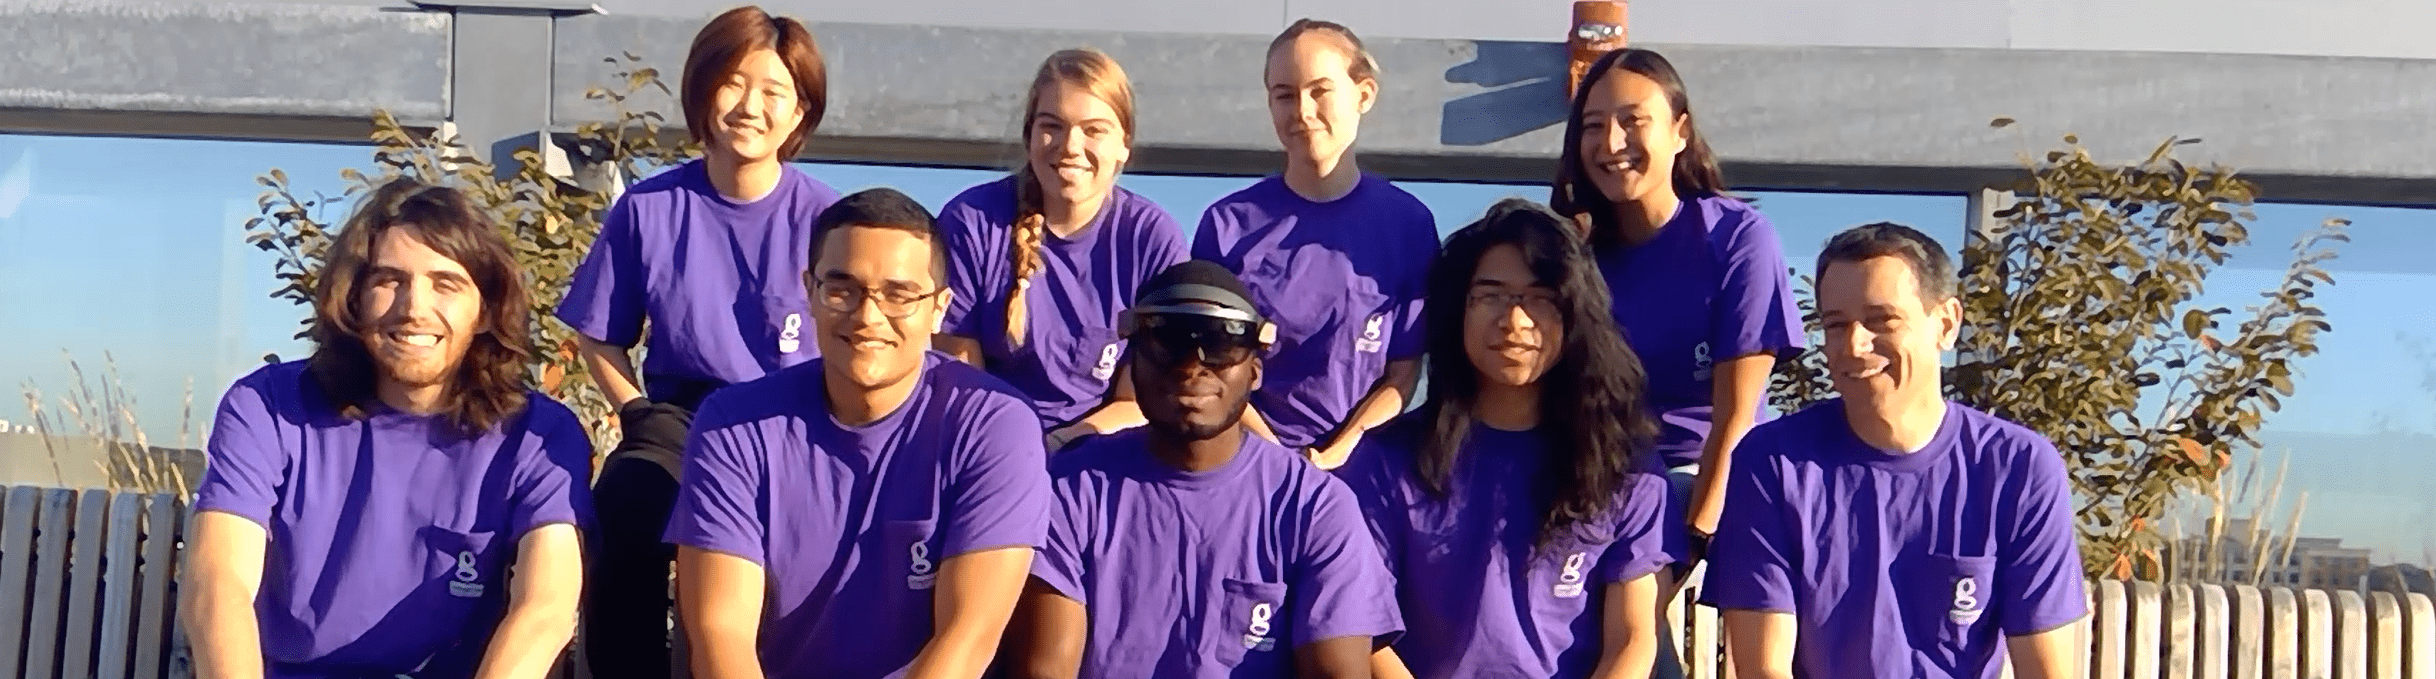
[2174,518,2379,592]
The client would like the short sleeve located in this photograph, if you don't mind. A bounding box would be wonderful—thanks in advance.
[1028,477,1090,606]
[507,400,596,539]
[557,197,649,348]
[1331,441,1406,572]
[1996,437,2090,634]
[193,375,288,525]
[1699,431,1798,613]
[938,197,1001,339]
[1708,208,1804,360]
[1597,473,1683,584]
[1291,474,1405,647]
[1384,203,1437,361]
[938,394,1052,557]
[662,398,770,565]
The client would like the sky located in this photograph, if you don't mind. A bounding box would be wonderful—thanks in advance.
[3,132,2431,563]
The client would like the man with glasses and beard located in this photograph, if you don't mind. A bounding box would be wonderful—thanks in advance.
[1000,260,1402,679]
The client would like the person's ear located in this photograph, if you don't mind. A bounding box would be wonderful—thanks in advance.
[1355,76,1379,115]
[1934,295,1963,351]
[929,287,954,334]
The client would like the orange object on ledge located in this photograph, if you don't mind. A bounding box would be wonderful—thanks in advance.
[1568,1,1628,101]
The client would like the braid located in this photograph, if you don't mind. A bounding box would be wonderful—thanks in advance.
[1006,164,1047,347]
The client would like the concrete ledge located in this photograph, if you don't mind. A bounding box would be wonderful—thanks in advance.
[0,2,448,123]
[555,17,2436,205]
[7,6,2433,206]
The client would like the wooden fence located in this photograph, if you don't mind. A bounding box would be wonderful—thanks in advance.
[5,483,2433,679]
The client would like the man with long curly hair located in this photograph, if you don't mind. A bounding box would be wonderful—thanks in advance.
[180,178,593,679]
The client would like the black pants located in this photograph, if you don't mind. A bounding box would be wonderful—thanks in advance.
[583,451,681,678]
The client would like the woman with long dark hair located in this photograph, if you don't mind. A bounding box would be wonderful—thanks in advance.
[1550,48,1801,557]
[1338,198,1678,679]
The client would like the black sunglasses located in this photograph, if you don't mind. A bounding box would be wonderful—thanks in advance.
[1131,313,1269,369]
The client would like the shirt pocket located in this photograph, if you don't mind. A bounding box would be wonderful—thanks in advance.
[1210,578,1292,673]
[883,519,942,592]
[761,291,813,370]
[1066,328,1124,393]
[1914,553,1998,655]
[419,526,507,623]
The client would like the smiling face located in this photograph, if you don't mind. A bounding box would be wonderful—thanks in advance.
[1576,68,1688,206]
[1264,33,1375,171]
[1817,255,1961,414]
[1027,78,1131,215]
[1462,244,1567,389]
[355,226,486,398]
[705,48,807,165]
[807,225,949,392]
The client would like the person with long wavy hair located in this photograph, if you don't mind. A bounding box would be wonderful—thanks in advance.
[181,178,593,679]
[934,48,1188,452]
[1338,198,1679,679]
[1550,48,1802,564]
[555,7,839,674]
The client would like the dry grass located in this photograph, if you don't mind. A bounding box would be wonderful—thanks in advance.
[15,350,199,497]
[2168,446,2312,587]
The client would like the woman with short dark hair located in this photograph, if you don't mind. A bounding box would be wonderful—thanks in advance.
[555,6,839,675]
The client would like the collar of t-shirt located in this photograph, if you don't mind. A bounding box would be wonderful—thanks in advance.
[1831,400,1963,472]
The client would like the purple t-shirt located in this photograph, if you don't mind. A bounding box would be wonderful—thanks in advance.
[663,352,1051,679]
[1031,429,1404,678]
[1192,175,1438,448]
[557,159,842,405]
[192,361,593,679]
[1597,195,1802,469]
[1702,400,2088,678]
[1336,419,1680,679]
[939,178,1190,426]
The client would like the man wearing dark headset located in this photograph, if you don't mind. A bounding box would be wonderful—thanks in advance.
[1001,260,1401,679]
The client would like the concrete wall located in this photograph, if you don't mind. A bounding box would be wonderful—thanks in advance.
[4,1,2433,205]
[146,0,2436,59]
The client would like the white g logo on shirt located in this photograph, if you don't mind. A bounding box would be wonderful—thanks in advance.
[1247,602,1274,637]
[1553,552,1588,598]
[909,541,933,576]
[1241,601,1278,651]
[447,549,487,598]
[905,539,938,590]
[1355,314,1387,353]
[1691,341,1714,381]
[778,313,804,353]
[1093,342,1120,381]
[1948,575,1983,625]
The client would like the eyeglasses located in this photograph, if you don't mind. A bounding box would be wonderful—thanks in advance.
[1467,289,1562,316]
[813,280,947,319]
[1134,314,1266,369]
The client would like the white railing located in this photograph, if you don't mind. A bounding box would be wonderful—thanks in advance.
[7,482,2432,679]
[1668,574,2436,678]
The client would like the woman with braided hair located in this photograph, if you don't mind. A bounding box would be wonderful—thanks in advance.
[936,48,1189,452]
